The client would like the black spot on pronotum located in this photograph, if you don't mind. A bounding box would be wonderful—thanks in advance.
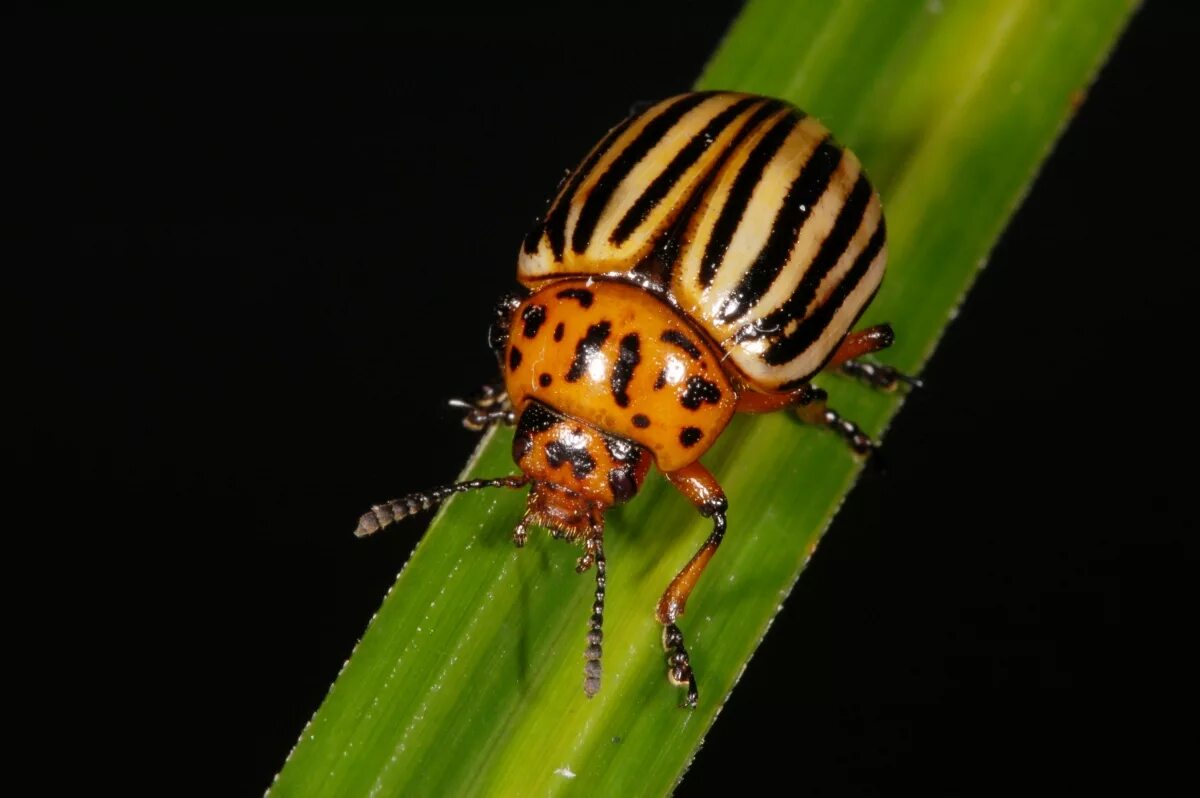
[539,373,553,388]
[509,346,523,370]
[556,287,595,308]
[654,369,668,391]
[545,440,597,480]
[566,321,612,382]
[610,333,641,407]
[661,329,702,360]
[521,304,547,338]
[680,427,704,447]
[553,322,565,342]
[679,376,722,410]
[632,414,650,428]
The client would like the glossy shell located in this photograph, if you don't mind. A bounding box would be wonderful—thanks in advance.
[519,91,886,391]
[505,279,736,471]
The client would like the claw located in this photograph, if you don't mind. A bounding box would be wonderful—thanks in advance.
[662,623,699,709]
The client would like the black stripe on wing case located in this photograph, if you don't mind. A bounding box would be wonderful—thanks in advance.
[610,96,759,246]
[738,174,873,344]
[529,113,638,260]
[764,219,885,366]
[716,137,843,323]
[571,92,716,255]
[631,99,784,290]
[698,110,802,288]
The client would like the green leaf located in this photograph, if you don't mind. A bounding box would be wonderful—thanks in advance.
[270,1,1135,795]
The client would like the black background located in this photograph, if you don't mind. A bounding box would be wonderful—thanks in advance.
[21,5,1197,795]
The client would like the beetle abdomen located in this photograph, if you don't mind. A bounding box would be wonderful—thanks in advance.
[518,91,887,392]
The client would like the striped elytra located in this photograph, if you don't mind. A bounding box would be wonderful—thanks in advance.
[519,91,887,391]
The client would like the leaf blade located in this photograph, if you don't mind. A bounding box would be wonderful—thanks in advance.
[270,2,1136,795]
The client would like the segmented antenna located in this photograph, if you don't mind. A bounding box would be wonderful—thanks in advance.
[355,475,528,537]
[583,540,606,698]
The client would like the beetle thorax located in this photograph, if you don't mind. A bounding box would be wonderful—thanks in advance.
[503,279,737,471]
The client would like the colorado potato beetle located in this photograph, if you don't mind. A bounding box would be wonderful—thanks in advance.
[356,91,918,707]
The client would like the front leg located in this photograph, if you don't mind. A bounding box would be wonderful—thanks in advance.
[658,461,729,708]
[448,381,514,431]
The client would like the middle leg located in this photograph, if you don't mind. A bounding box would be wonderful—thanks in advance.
[826,323,922,391]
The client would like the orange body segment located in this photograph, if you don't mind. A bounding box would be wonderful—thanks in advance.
[505,278,736,471]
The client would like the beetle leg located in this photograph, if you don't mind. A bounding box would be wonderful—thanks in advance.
[657,461,729,708]
[794,385,874,454]
[828,323,894,365]
[448,381,515,431]
[354,475,528,537]
[827,323,922,391]
[838,359,923,391]
[735,386,816,414]
[736,384,874,454]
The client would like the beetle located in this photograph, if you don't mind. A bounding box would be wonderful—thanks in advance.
[356,91,918,707]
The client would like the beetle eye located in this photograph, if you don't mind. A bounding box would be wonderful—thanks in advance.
[608,467,637,504]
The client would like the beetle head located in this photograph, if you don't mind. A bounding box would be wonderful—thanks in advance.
[511,400,651,541]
